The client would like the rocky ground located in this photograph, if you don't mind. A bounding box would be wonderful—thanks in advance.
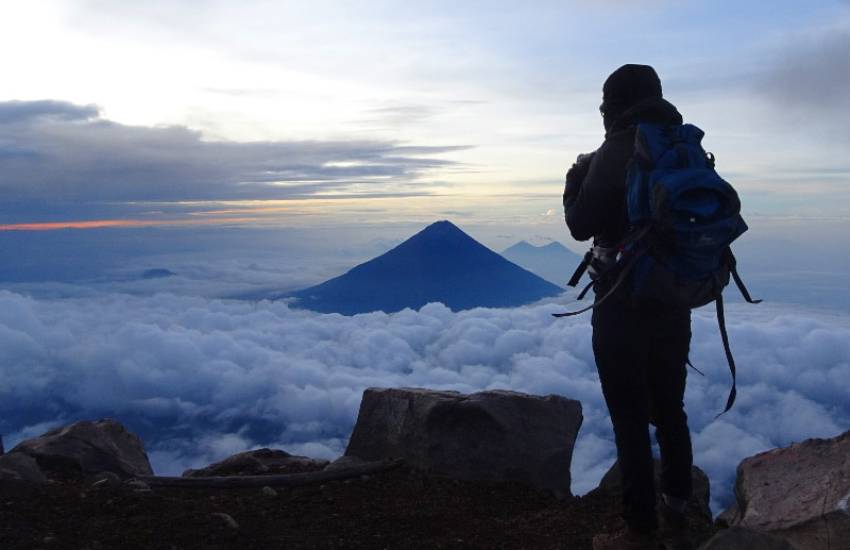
[0,465,717,550]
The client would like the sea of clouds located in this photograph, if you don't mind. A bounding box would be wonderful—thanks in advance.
[1,289,848,513]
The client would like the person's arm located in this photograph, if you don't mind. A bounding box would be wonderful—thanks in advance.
[566,141,624,242]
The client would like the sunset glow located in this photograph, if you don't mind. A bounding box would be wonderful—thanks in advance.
[0,217,259,231]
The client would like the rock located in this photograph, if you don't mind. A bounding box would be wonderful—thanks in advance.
[182,448,329,477]
[0,452,47,482]
[260,486,277,497]
[211,512,239,529]
[344,387,583,495]
[126,479,151,493]
[597,459,712,525]
[322,455,372,472]
[697,527,795,550]
[715,502,738,528]
[89,471,122,488]
[729,429,850,550]
[11,419,152,479]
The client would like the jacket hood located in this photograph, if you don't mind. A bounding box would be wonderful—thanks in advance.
[605,97,683,137]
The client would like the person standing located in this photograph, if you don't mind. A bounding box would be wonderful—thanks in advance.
[563,64,694,550]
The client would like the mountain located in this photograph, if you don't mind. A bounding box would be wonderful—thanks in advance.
[289,221,562,315]
[501,241,583,286]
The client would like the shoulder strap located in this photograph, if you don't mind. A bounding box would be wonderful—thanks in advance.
[714,289,737,417]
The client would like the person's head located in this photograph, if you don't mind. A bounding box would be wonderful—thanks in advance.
[600,64,662,131]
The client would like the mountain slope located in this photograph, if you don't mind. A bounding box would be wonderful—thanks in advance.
[501,240,583,286]
[290,221,562,315]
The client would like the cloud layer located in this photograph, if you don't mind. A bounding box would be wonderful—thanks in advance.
[1,289,847,513]
[0,100,465,220]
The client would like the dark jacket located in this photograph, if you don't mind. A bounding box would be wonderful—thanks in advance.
[565,97,683,248]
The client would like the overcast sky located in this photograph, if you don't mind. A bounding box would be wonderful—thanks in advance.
[2,0,850,231]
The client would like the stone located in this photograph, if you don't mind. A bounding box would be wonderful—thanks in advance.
[11,419,152,479]
[728,429,850,550]
[322,455,371,472]
[697,527,795,550]
[597,459,712,525]
[344,387,583,495]
[182,448,329,477]
[211,512,239,529]
[89,471,122,488]
[126,479,151,492]
[0,452,47,482]
[715,502,738,528]
[260,486,277,497]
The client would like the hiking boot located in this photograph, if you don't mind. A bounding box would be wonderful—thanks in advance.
[657,500,693,550]
[592,526,661,550]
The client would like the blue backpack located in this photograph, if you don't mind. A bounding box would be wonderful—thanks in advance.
[555,123,761,414]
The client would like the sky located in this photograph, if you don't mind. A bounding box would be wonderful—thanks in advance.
[2,0,850,229]
[2,0,850,517]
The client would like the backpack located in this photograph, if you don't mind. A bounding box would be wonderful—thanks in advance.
[554,122,761,415]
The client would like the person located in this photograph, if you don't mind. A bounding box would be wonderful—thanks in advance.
[563,64,694,550]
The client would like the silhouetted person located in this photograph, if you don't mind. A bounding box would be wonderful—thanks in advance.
[563,64,693,550]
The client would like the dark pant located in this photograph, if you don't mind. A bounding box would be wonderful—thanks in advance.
[592,300,693,532]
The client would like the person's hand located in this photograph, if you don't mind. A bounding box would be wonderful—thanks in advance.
[563,151,596,204]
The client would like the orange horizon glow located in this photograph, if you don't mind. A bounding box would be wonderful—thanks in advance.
[0,217,259,232]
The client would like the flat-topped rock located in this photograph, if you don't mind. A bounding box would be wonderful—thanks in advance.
[344,387,582,495]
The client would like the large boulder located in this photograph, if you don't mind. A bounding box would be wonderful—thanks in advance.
[11,419,152,479]
[597,459,712,525]
[697,527,795,550]
[344,387,583,495]
[0,452,47,482]
[183,448,329,477]
[727,429,850,550]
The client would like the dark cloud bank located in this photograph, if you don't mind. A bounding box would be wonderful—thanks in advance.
[0,100,466,220]
[755,29,850,138]
[1,290,847,514]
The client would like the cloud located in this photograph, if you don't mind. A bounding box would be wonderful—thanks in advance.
[755,30,850,137]
[0,100,100,124]
[0,289,847,514]
[0,100,468,219]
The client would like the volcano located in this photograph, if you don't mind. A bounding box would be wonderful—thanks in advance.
[290,221,562,315]
[501,240,582,286]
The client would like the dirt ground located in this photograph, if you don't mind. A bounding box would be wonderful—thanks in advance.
[0,466,717,550]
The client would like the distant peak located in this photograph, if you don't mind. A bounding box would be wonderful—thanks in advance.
[416,220,466,238]
[425,220,460,230]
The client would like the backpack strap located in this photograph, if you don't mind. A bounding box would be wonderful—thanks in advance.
[552,248,644,318]
[565,226,652,289]
[686,357,705,377]
[714,288,737,416]
[567,250,593,288]
[726,250,762,304]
